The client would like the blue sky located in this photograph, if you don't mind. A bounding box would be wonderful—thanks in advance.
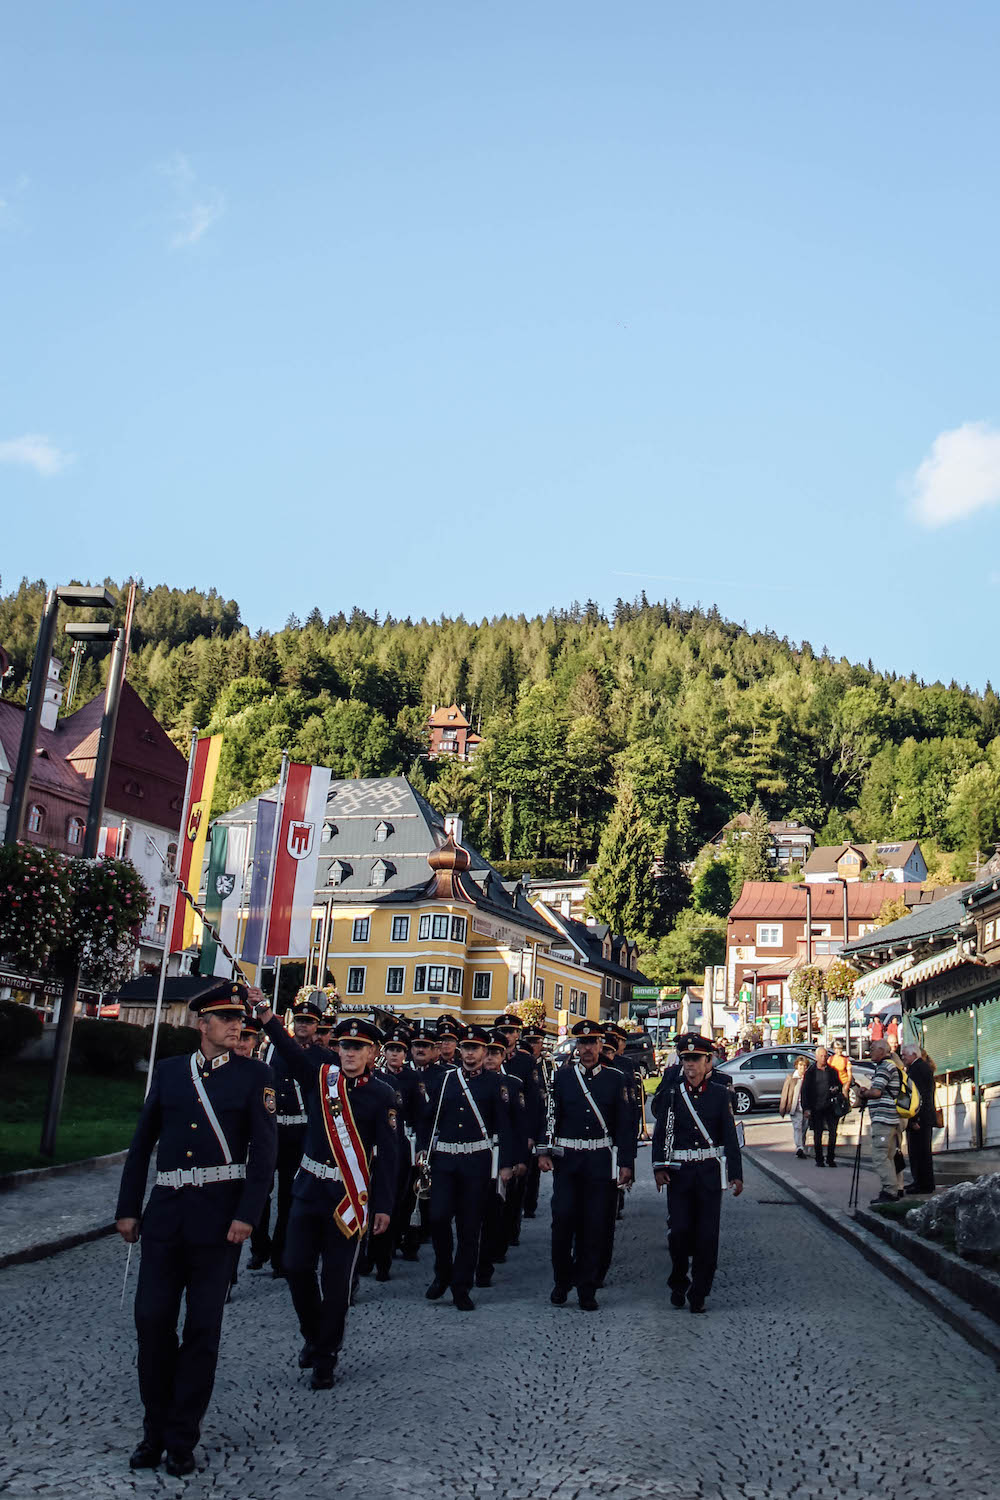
[4,3,1000,686]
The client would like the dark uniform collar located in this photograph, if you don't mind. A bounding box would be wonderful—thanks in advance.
[194,1050,230,1071]
[580,1064,602,1078]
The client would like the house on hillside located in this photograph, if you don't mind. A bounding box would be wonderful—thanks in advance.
[709,815,815,873]
[526,874,590,922]
[803,841,927,885]
[426,704,482,761]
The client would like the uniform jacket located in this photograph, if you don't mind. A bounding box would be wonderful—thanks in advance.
[263,1017,399,1219]
[115,1050,278,1243]
[416,1066,515,1171]
[541,1062,636,1169]
[651,1074,742,1183]
[499,1066,531,1166]
[507,1047,545,1140]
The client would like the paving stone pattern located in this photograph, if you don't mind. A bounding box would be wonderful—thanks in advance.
[1,1161,997,1499]
[0,1159,122,1260]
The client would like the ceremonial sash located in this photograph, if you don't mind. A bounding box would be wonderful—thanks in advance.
[190,1053,233,1164]
[318,1063,371,1238]
[573,1065,618,1179]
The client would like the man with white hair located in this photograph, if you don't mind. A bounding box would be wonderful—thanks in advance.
[855,1039,904,1204]
[900,1043,937,1194]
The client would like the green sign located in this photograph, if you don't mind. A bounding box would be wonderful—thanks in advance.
[632,986,682,1000]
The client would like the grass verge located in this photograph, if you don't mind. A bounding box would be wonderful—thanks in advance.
[0,1059,144,1174]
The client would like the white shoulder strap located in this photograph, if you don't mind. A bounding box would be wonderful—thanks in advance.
[679,1081,715,1146]
[574,1065,610,1135]
[190,1053,233,1163]
[455,1069,491,1140]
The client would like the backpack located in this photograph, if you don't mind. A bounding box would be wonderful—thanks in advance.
[889,1060,921,1122]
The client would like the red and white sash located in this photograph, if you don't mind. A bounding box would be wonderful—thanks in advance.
[319,1063,371,1238]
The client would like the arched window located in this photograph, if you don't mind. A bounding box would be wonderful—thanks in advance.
[166,841,178,873]
[67,816,85,846]
[28,804,44,833]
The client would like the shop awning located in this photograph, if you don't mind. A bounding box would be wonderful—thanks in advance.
[853,955,913,993]
[858,981,903,1017]
[899,942,979,989]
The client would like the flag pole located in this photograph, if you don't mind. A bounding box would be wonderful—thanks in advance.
[232,820,254,982]
[146,728,199,1099]
[256,750,290,994]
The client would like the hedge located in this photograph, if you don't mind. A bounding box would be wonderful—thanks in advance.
[144,1023,200,1059]
[70,1018,149,1075]
[0,999,44,1058]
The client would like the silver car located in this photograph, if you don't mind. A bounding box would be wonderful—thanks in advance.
[717,1047,874,1115]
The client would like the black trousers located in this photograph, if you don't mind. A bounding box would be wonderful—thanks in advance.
[597,1181,620,1282]
[550,1152,615,1296]
[523,1156,541,1215]
[373,1153,415,1276]
[134,1236,238,1454]
[502,1172,525,1247]
[666,1161,723,1303]
[907,1118,936,1191]
[270,1128,305,1271]
[429,1160,491,1292]
[284,1200,364,1358]
[811,1108,839,1163]
[249,1190,272,1262]
[477,1185,507,1279]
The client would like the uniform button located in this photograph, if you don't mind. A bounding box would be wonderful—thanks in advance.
[186,1151,193,1159]
[191,1123,198,1129]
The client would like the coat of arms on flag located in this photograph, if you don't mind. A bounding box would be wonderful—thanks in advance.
[215,873,237,899]
[287,820,315,860]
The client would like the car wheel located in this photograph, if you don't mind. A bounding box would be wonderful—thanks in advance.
[849,1084,862,1110]
[733,1087,754,1116]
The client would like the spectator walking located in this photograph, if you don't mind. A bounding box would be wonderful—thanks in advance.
[829,1040,852,1094]
[856,1039,904,1204]
[800,1047,845,1168]
[900,1043,937,1195]
[779,1056,810,1158]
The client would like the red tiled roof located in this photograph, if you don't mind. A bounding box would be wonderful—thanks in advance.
[728,881,926,922]
[428,704,470,727]
[0,702,89,800]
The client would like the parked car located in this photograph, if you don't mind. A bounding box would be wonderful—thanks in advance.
[716,1047,874,1115]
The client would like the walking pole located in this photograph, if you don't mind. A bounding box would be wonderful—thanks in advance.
[848,1102,866,1210]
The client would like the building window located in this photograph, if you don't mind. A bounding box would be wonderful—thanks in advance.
[123,778,144,799]
[615,980,621,1000]
[447,967,463,995]
[757,924,783,948]
[166,841,178,873]
[371,860,393,888]
[386,967,405,995]
[419,915,432,940]
[605,977,613,997]
[432,915,450,940]
[27,804,44,833]
[391,915,410,942]
[352,917,370,942]
[554,983,563,1009]
[347,967,366,994]
[451,915,467,943]
[66,816,84,846]
[414,965,427,992]
[374,821,393,843]
[154,904,169,940]
[570,988,578,1015]
[986,920,996,945]
[533,977,544,1001]
[322,821,338,842]
[427,965,446,993]
[473,972,492,1000]
[578,993,587,1018]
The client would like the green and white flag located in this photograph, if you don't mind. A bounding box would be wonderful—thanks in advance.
[199,822,249,978]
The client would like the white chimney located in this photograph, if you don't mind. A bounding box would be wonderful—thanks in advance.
[560,898,571,917]
[39,657,64,732]
[586,915,597,927]
[444,813,463,845]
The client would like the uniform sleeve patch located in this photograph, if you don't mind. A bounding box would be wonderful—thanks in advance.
[387,1108,398,1130]
[263,1087,276,1114]
[500,1085,509,1105]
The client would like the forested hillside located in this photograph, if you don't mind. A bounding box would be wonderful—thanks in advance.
[3,577,997,972]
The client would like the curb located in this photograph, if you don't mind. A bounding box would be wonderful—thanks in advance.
[745,1148,1000,1367]
[0,1221,116,1271]
[0,1149,128,1193]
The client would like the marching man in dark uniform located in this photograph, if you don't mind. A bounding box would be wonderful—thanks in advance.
[252,993,399,1388]
[417,1023,514,1311]
[651,1032,743,1314]
[476,1027,530,1287]
[256,993,325,1276]
[372,1020,422,1280]
[537,1018,634,1312]
[519,1024,547,1218]
[437,1015,461,1068]
[115,981,277,1477]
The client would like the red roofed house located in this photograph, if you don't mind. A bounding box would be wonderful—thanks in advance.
[427,704,482,761]
[724,880,942,1018]
[0,656,188,994]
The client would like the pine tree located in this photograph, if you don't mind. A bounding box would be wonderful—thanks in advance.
[588,779,660,939]
[740,798,773,883]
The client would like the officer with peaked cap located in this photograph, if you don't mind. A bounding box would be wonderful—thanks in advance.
[416,1023,514,1310]
[651,1033,743,1313]
[494,1013,543,1243]
[115,980,277,1476]
[436,1015,461,1068]
[256,994,325,1277]
[252,993,399,1388]
[536,1018,635,1312]
[372,1021,422,1280]
[476,1029,530,1286]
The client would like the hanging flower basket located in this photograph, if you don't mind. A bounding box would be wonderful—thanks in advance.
[63,855,151,991]
[294,984,339,1010]
[510,997,546,1027]
[0,842,74,975]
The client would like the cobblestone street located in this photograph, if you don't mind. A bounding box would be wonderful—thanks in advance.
[1,1160,997,1500]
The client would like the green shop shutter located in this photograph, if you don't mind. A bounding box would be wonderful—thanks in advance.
[918,1009,974,1073]
[976,997,1000,1087]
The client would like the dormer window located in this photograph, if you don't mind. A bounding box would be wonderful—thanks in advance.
[374,821,393,843]
[140,730,157,745]
[603,938,612,959]
[327,859,352,887]
[371,859,394,888]
[124,779,144,799]
[322,821,338,843]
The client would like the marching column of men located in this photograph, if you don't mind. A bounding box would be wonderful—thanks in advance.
[116,983,742,1474]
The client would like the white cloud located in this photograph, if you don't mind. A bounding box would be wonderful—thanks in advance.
[0,434,74,477]
[158,152,224,250]
[910,421,1000,528]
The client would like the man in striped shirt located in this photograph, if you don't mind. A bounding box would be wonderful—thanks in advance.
[856,1039,904,1204]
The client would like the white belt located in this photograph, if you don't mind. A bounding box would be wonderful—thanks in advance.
[156,1164,247,1189]
[667,1147,724,1164]
[555,1136,612,1151]
[300,1154,342,1183]
[433,1139,493,1156]
[277,1113,308,1126]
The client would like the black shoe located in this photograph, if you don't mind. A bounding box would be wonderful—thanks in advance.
[550,1284,569,1305]
[578,1292,599,1312]
[375,1268,391,1282]
[903,1184,928,1195]
[869,1191,901,1206]
[311,1357,336,1390]
[129,1440,162,1470]
[688,1298,705,1315]
[453,1289,475,1311]
[425,1279,449,1300]
[298,1342,316,1369]
[827,1159,837,1168]
[164,1451,196,1478]
[670,1291,686,1309]
[815,1159,826,1167]
[248,1254,268,1270]
[795,1148,806,1159]
[475,1273,493,1288]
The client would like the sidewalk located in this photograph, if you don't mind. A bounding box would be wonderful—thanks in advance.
[0,1156,123,1267]
[741,1111,880,1211]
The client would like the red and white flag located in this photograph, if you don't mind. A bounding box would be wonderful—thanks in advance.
[265,762,331,958]
[97,826,121,858]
